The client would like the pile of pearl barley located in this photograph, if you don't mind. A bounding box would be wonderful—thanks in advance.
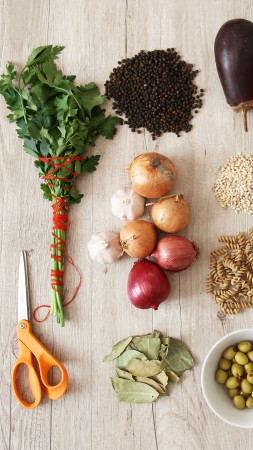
[215,341,253,409]
[212,153,253,214]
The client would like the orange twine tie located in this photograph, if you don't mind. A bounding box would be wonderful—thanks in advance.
[32,155,83,322]
[32,255,82,322]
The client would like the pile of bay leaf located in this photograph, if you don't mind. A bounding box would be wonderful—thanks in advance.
[103,330,194,403]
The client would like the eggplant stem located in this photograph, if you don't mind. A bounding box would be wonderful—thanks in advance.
[232,101,253,132]
[242,109,248,132]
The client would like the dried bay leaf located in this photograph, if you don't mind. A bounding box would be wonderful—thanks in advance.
[166,370,180,383]
[103,336,132,362]
[125,345,133,351]
[152,370,168,387]
[105,330,194,404]
[111,377,159,403]
[159,343,168,359]
[115,350,147,370]
[135,377,167,395]
[127,359,164,377]
[132,337,142,348]
[137,337,161,360]
[115,368,134,380]
[164,337,194,374]
[151,330,161,338]
[161,337,169,346]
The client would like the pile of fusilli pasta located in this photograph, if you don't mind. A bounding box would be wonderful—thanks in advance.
[207,229,253,314]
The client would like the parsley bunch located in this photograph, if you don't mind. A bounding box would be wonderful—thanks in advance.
[0,45,122,325]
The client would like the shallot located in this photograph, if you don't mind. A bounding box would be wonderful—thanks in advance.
[150,235,198,272]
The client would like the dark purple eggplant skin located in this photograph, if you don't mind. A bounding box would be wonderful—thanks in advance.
[214,18,253,106]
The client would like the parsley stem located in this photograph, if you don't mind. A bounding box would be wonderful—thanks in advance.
[50,199,67,326]
[71,92,85,121]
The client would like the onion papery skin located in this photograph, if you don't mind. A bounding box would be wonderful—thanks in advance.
[128,152,176,199]
[150,235,198,272]
[151,194,190,233]
[120,220,157,258]
[127,259,170,309]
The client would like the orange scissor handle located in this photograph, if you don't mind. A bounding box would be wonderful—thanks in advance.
[12,339,42,409]
[13,320,68,408]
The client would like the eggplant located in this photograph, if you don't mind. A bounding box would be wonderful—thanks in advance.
[214,18,253,131]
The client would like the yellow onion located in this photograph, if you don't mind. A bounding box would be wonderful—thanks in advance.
[120,219,157,258]
[151,194,190,233]
[128,152,176,198]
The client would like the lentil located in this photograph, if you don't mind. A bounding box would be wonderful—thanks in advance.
[105,49,204,138]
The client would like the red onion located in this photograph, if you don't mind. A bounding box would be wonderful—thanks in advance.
[150,235,198,272]
[127,260,170,309]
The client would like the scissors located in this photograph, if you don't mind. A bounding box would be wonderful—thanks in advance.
[12,251,68,409]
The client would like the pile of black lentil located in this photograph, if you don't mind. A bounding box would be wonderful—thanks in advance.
[105,49,204,139]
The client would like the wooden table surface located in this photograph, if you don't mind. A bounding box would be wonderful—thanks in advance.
[1,0,253,449]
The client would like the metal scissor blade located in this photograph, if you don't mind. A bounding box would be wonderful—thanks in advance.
[18,251,30,322]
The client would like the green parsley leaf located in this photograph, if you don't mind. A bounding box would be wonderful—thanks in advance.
[100,116,123,139]
[40,138,50,157]
[40,183,52,200]
[27,121,41,140]
[81,155,100,173]
[0,45,121,204]
[78,83,106,113]
[0,63,16,93]
[24,138,38,158]
[26,45,64,67]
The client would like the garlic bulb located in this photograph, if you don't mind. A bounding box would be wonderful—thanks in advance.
[111,187,145,220]
[87,232,123,264]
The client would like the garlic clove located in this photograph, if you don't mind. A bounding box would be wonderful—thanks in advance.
[111,187,145,221]
[87,231,123,264]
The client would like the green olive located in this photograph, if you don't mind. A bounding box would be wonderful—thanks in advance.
[248,351,253,362]
[233,395,246,409]
[227,388,240,399]
[241,379,252,394]
[235,351,249,365]
[219,358,231,371]
[216,342,253,409]
[223,346,237,360]
[238,341,252,353]
[246,396,253,408]
[244,362,253,374]
[226,376,240,389]
[231,363,244,377]
[215,369,228,384]
[240,390,251,398]
[247,373,253,384]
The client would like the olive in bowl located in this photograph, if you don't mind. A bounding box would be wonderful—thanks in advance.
[201,329,253,428]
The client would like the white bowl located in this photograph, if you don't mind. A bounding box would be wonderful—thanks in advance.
[201,328,253,428]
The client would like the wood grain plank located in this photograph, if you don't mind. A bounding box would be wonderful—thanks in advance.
[155,1,253,449]
[0,1,53,449]
[1,1,253,450]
